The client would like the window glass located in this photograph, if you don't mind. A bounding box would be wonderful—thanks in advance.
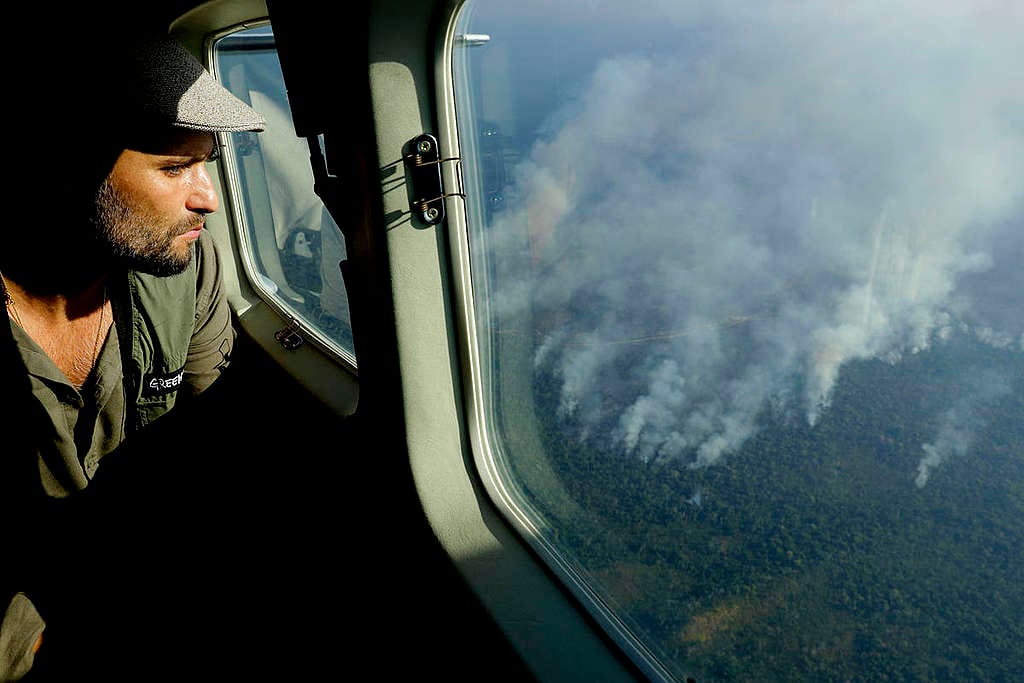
[214,26,354,358]
[452,1,1023,680]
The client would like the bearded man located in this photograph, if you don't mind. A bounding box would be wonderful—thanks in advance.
[1,33,265,681]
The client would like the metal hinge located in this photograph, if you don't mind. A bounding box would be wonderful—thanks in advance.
[274,317,305,351]
[403,133,465,225]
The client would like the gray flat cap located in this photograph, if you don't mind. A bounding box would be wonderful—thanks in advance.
[129,37,266,133]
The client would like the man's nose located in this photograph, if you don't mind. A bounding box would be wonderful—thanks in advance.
[186,165,220,214]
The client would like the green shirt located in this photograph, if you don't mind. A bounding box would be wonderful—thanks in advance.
[0,230,234,682]
[6,230,233,498]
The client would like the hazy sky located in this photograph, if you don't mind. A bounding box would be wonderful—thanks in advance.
[472,0,1023,482]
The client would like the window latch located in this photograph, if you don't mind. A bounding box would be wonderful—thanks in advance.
[403,133,464,225]
[274,317,305,351]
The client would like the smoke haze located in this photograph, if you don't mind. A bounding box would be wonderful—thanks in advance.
[485,0,1023,472]
[915,370,1013,488]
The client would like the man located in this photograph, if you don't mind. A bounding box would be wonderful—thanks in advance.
[1,33,264,681]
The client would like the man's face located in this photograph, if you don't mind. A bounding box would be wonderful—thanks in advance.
[93,130,221,276]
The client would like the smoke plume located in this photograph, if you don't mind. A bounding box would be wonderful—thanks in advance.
[486,0,1023,468]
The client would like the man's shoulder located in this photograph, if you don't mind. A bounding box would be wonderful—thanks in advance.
[196,228,217,255]
[195,229,227,276]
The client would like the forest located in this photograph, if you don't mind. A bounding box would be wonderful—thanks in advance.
[529,333,1024,682]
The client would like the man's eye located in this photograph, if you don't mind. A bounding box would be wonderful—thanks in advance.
[163,164,188,176]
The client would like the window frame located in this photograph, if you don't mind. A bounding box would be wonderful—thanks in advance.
[434,1,1024,681]
[209,20,359,370]
[436,3,679,681]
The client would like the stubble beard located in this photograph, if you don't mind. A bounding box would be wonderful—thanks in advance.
[93,178,202,277]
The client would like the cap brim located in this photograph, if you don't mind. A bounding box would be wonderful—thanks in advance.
[170,67,267,133]
[134,37,266,133]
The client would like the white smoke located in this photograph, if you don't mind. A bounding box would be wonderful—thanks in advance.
[915,371,1013,488]
[485,0,1024,467]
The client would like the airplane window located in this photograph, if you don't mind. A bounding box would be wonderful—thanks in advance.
[213,25,354,358]
[450,1,1023,681]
